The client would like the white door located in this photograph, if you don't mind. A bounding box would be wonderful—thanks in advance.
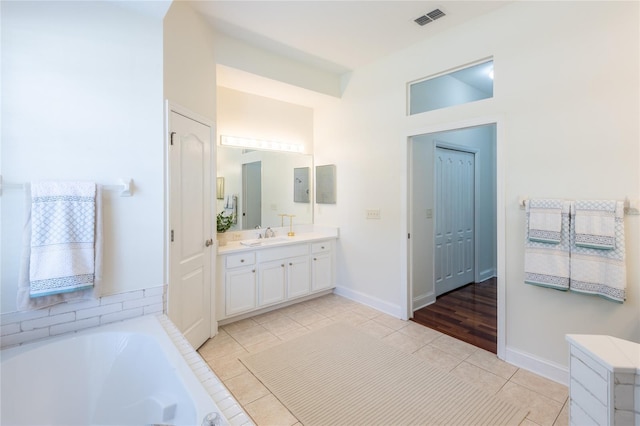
[435,147,475,295]
[168,107,213,349]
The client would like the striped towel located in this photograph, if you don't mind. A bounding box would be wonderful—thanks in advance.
[574,200,616,249]
[524,200,571,290]
[570,200,626,303]
[29,181,97,297]
[527,199,564,244]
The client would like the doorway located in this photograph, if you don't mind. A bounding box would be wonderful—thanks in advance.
[242,161,262,229]
[408,123,497,351]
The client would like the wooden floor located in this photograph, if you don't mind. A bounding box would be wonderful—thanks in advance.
[412,278,497,353]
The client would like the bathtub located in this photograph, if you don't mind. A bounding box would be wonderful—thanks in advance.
[1,315,232,426]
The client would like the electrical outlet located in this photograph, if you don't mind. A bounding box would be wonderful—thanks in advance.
[366,209,381,220]
[426,209,433,219]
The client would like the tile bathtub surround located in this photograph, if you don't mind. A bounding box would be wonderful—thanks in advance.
[0,285,166,349]
[198,294,570,426]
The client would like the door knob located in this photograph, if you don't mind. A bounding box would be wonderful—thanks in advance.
[205,239,213,247]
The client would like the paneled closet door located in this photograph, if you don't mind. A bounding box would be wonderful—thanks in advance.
[434,147,475,296]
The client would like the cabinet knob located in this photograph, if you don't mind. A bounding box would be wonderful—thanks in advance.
[240,259,245,263]
[281,264,285,267]
[313,257,317,261]
[205,239,213,247]
[321,246,325,249]
[289,262,293,266]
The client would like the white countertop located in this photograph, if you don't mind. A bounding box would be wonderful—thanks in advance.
[217,226,339,255]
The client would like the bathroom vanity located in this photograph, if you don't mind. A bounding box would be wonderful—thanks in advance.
[215,226,338,323]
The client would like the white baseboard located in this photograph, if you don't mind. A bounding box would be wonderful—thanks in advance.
[505,346,569,386]
[333,285,404,319]
[478,268,496,282]
[412,293,435,312]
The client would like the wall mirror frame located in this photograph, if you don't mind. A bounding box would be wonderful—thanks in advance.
[217,146,314,229]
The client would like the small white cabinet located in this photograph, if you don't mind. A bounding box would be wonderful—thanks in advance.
[566,334,640,426]
[224,253,257,316]
[311,241,333,292]
[217,237,335,321]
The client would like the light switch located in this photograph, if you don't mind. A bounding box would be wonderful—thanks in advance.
[426,209,433,219]
[366,209,381,220]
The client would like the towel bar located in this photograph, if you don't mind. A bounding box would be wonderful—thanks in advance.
[518,196,639,215]
[0,175,134,197]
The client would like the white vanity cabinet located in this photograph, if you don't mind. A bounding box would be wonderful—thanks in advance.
[224,253,257,316]
[217,235,336,322]
[311,241,333,292]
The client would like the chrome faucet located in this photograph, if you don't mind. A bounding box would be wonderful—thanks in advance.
[264,227,276,238]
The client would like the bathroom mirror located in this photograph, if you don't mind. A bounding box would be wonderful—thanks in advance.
[217,146,313,229]
[316,164,336,204]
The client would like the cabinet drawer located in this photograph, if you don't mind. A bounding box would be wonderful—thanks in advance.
[312,241,332,254]
[226,252,256,268]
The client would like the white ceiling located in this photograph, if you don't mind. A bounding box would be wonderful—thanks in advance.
[192,1,511,75]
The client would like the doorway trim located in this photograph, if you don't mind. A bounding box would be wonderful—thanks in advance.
[404,115,506,359]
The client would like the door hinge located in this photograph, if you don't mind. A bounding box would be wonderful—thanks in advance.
[171,229,174,242]
[170,131,176,146]
[408,233,411,239]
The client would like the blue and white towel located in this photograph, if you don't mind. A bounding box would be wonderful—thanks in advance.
[29,182,97,297]
[570,200,626,303]
[524,199,571,290]
[574,200,617,250]
[527,199,564,244]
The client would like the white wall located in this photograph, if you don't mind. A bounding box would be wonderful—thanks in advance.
[164,1,217,121]
[313,1,639,370]
[217,87,313,154]
[1,1,166,313]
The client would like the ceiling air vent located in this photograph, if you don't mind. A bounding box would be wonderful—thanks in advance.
[414,8,446,26]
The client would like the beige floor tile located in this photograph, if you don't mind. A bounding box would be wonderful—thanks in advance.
[286,309,328,326]
[450,361,508,394]
[251,310,286,324]
[413,345,464,372]
[206,350,249,381]
[222,318,259,333]
[349,303,384,319]
[311,303,352,317]
[381,330,426,354]
[496,381,564,426]
[228,324,275,347]
[429,334,477,360]
[330,310,369,326]
[510,369,568,403]
[224,371,271,405]
[372,313,409,330]
[277,327,311,341]
[397,321,443,344]
[261,316,306,336]
[519,419,541,426]
[243,333,283,353]
[357,319,396,339]
[198,333,245,360]
[304,317,335,330]
[465,349,518,379]
[245,394,298,426]
[554,400,569,426]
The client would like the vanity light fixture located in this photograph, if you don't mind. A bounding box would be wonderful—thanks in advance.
[220,135,304,153]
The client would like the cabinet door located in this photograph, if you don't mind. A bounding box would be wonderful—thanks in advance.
[226,267,257,316]
[259,260,286,307]
[311,253,333,291]
[288,256,311,299]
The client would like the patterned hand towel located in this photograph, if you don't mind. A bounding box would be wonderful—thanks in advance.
[527,199,564,243]
[570,201,626,303]
[524,200,571,290]
[574,200,617,249]
[29,181,97,297]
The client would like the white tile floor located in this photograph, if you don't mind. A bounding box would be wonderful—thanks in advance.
[198,294,569,426]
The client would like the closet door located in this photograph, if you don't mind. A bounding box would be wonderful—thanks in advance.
[434,147,475,295]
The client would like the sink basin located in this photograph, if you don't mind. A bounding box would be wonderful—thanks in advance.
[239,236,289,247]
